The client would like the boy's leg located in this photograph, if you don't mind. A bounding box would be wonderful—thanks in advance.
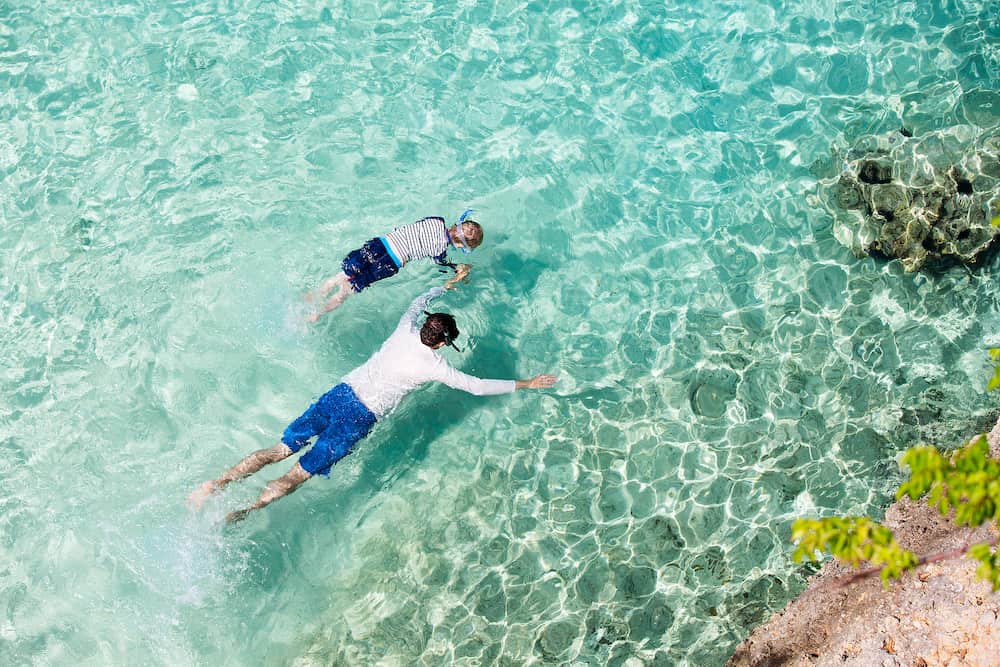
[308,273,353,322]
[317,272,350,299]
[188,442,294,510]
[320,274,353,312]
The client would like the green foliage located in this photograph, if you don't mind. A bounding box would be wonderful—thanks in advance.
[791,517,919,586]
[792,435,1000,590]
[968,542,1000,591]
[989,349,1000,392]
[897,436,1000,528]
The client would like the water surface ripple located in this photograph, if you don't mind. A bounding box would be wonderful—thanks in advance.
[1,0,998,665]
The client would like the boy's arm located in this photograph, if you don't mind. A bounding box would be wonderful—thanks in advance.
[444,264,472,290]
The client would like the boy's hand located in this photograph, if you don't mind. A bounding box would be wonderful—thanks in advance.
[444,264,472,290]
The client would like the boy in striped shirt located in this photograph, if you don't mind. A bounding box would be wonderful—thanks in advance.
[307,214,484,322]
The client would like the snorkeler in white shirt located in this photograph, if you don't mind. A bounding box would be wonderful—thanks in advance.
[189,277,556,523]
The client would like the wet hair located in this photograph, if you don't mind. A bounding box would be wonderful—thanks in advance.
[421,312,460,349]
[461,220,484,249]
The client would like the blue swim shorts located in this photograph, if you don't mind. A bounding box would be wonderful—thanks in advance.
[281,383,377,476]
[341,238,401,292]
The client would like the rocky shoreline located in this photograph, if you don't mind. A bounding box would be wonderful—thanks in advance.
[726,420,1000,667]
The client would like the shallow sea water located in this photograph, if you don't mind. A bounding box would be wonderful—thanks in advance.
[2,1,999,665]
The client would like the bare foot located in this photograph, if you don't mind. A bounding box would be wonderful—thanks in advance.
[187,481,219,511]
[226,508,251,524]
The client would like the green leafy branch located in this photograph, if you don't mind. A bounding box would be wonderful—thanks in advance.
[968,541,1000,591]
[791,517,918,585]
[988,348,1000,392]
[897,436,1000,525]
[792,351,1000,589]
[792,436,1000,589]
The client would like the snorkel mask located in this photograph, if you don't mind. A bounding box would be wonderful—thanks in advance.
[454,209,475,255]
[423,311,463,352]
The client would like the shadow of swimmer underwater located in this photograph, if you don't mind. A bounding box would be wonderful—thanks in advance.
[188,281,557,524]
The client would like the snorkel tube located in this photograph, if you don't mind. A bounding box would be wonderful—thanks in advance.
[444,331,463,353]
[422,310,464,352]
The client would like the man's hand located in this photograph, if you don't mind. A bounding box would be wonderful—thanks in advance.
[444,263,472,290]
[516,374,558,390]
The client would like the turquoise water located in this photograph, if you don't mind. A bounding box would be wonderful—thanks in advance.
[2,0,999,664]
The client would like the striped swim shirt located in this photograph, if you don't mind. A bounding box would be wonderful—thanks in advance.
[381,217,451,266]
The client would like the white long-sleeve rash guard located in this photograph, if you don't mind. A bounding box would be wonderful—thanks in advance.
[342,287,516,418]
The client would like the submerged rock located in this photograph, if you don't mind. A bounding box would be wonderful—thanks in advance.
[816,126,1000,272]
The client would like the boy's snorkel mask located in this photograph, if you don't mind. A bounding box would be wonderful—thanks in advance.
[454,208,475,254]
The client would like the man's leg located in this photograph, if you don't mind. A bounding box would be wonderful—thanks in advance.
[187,442,294,510]
[226,462,312,524]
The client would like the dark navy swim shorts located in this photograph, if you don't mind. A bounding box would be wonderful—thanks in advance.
[281,383,377,476]
[341,238,401,292]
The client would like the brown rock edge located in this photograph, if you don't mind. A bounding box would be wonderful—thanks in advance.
[727,421,1000,667]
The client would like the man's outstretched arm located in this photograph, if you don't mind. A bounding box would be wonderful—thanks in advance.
[225,463,312,524]
[396,286,446,332]
[434,365,557,396]
[515,374,558,390]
